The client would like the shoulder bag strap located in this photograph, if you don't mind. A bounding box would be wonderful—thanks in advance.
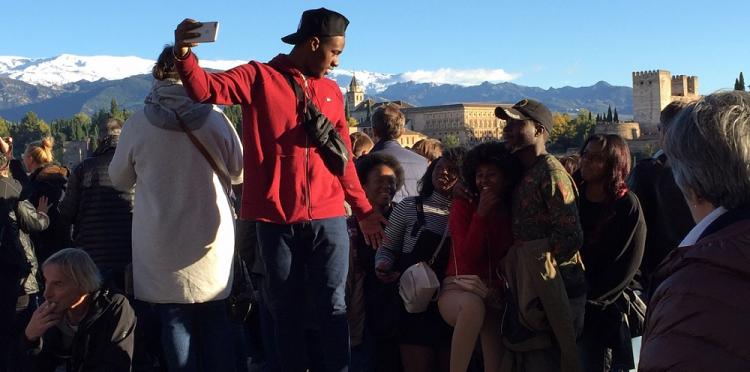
[413,196,448,267]
[410,196,426,237]
[173,111,232,196]
[427,223,450,266]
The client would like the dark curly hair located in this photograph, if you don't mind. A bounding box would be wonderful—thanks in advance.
[355,152,405,190]
[418,146,466,197]
[461,141,523,197]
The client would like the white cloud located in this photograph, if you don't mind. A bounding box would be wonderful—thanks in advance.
[399,68,520,86]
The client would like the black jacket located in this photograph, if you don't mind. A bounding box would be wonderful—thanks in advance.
[0,175,49,295]
[19,163,70,264]
[17,289,135,372]
[58,139,134,273]
[627,152,694,296]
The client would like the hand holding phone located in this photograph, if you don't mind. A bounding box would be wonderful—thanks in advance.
[185,22,219,43]
[174,19,219,58]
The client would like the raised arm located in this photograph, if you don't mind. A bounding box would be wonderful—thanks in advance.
[173,19,257,106]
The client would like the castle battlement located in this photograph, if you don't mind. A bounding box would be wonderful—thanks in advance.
[632,69,700,133]
[632,70,670,78]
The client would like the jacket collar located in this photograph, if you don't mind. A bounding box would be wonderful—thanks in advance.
[93,136,118,156]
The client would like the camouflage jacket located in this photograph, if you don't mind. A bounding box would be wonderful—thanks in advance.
[511,154,586,298]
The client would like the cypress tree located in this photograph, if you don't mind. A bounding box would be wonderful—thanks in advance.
[740,72,746,91]
[614,108,619,123]
[606,106,613,123]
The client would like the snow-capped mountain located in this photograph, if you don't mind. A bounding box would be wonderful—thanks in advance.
[0,54,633,123]
[0,54,247,87]
[0,54,519,94]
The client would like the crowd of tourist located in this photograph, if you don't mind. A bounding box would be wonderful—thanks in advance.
[0,6,748,372]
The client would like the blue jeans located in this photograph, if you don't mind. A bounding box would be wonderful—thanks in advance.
[156,300,236,372]
[256,218,350,372]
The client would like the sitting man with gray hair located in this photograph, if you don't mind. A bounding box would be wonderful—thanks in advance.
[16,248,135,372]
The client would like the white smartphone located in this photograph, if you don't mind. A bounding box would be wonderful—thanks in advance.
[186,22,219,43]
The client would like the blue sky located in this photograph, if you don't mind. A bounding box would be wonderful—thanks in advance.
[4,0,748,92]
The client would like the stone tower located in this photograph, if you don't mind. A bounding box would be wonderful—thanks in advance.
[346,74,364,113]
[632,70,700,133]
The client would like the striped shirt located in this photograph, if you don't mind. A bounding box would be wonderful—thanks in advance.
[375,192,451,268]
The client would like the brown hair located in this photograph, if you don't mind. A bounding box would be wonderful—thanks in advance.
[660,100,693,127]
[25,137,55,165]
[372,103,405,140]
[350,131,374,158]
[152,45,181,81]
[558,154,581,176]
[411,138,443,162]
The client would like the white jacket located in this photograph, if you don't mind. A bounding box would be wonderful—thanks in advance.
[109,79,243,303]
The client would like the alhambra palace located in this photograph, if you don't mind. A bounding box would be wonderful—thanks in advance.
[346,70,700,156]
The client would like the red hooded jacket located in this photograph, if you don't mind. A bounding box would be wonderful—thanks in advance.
[176,53,373,223]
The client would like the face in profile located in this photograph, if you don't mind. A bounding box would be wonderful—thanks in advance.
[307,36,345,78]
[503,119,538,153]
[42,264,88,315]
[364,164,397,208]
[432,158,460,195]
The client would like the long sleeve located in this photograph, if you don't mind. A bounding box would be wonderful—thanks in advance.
[337,108,373,220]
[9,159,29,187]
[56,163,81,227]
[375,200,410,269]
[449,198,490,273]
[587,194,646,300]
[175,51,256,106]
[108,119,137,192]
[16,200,49,233]
[218,109,244,185]
[542,168,583,263]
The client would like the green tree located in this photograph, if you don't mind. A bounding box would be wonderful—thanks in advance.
[443,134,460,147]
[735,73,746,91]
[0,117,11,138]
[223,105,243,138]
[606,106,613,123]
[12,112,51,158]
[613,108,619,123]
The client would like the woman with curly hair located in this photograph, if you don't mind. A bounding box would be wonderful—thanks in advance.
[438,142,522,372]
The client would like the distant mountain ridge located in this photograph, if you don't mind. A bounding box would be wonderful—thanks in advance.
[0,54,633,121]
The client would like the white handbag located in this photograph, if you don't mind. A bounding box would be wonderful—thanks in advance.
[398,228,449,313]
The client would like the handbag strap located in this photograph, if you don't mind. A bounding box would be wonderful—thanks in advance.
[419,196,449,267]
[411,197,426,237]
[427,225,450,266]
[173,111,232,196]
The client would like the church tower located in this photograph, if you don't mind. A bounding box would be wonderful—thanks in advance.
[346,74,365,113]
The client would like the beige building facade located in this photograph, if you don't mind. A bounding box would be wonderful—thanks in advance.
[404,103,508,146]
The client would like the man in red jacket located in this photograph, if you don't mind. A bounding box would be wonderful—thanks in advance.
[173,8,386,372]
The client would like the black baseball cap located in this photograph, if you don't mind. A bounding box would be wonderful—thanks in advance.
[281,8,349,45]
[495,99,553,134]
